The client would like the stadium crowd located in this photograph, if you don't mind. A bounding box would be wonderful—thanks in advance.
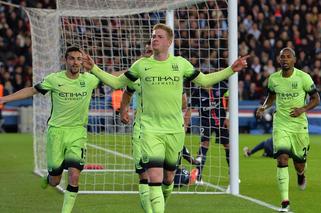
[0,0,320,99]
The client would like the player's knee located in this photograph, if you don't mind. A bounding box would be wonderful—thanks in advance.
[277,155,289,167]
[163,169,175,183]
[68,173,80,185]
[49,176,61,186]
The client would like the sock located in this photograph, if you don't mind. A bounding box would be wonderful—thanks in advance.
[196,146,208,179]
[198,146,208,157]
[225,148,230,167]
[277,166,289,201]
[149,183,164,213]
[139,180,152,213]
[62,185,78,213]
[182,146,193,164]
[162,182,174,204]
[250,141,265,155]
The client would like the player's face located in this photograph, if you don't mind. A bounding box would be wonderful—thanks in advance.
[66,51,83,74]
[279,50,296,71]
[151,29,172,54]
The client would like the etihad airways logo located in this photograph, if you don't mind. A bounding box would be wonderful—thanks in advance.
[278,92,299,100]
[145,76,180,85]
[59,92,88,100]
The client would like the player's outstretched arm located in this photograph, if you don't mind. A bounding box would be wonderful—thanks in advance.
[120,90,133,124]
[192,55,249,87]
[82,52,131,89]
[0,87,38,104]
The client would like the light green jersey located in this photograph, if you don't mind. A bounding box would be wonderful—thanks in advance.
[35,71,99,127]
[268,68,316,133]
[126,54,198,133]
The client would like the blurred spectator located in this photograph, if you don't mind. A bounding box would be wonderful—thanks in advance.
[237,0,321,98]
[0,0,320,101]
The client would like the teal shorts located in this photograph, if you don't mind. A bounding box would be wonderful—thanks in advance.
[141,132,185,171]
[132,120,144,173]
[46,126,87,175]
[273,130,310,162]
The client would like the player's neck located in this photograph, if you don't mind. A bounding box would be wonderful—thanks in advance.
[153,51,169,61]
[281,67,294,77]
[66,70,80,79]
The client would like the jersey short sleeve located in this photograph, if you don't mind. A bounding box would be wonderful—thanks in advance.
[125,59,142,82]
[302,73,316,95]
[34,73,56,95]
[179,56,200,81]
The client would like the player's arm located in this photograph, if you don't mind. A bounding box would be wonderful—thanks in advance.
[256,92,276,119]
[0,87,38,104]
[111,70,127,76]
[82,53,131,89]
[120,87,134,124]
[192,56,249,87]
[182,93,192,130]
[290,91,320,117]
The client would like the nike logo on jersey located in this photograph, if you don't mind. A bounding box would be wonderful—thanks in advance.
[145,67,152,71]
[58,84,64,87]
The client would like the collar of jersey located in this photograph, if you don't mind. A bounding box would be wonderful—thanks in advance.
[150,54,174,63]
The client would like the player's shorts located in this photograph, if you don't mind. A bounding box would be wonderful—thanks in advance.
[46,126,87,176]
[273,130,310,163]
[132,120,144,174]
[200,118,229,144]
[141,132,185,171]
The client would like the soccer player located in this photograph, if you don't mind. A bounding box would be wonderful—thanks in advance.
[0,46,100,213]
[243,137,273,158]
[82,23,248,213]
[189,80,230,183]
[256,47,320,212]
[120,80,197,212]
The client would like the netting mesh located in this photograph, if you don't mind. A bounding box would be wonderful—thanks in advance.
[27,0,230,194]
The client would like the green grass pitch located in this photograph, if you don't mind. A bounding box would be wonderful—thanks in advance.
[0,133,320,212]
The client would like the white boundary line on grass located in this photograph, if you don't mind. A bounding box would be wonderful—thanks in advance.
[87,143,133,160]
[236,194,292,212]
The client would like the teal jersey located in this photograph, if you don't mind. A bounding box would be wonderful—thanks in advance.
[268,68,316,133]
[125,54,199,133]
[35,71,100,127]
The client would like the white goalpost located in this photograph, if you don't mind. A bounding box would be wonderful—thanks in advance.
[26,0,239,194]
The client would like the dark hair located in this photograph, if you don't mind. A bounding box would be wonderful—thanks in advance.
[65,46,81,59]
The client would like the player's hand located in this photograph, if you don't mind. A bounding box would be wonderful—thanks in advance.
[231,55,250,72]
[81,51,95,71]
[256,106,265,119]
[120,109,130,124]
[290,107,305,117]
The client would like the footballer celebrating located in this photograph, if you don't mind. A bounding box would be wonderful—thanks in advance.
[83,23,248,213]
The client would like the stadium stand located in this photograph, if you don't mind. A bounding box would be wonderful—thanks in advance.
[0,0,320,132]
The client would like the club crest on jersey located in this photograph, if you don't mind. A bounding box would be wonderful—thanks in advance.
[80,81,86,87]
[172,63,179,71]
[291,82,298,89]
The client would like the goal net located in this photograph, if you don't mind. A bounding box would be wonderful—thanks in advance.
[26,0,232,194]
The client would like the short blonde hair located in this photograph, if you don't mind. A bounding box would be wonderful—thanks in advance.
[153,23,174,41]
